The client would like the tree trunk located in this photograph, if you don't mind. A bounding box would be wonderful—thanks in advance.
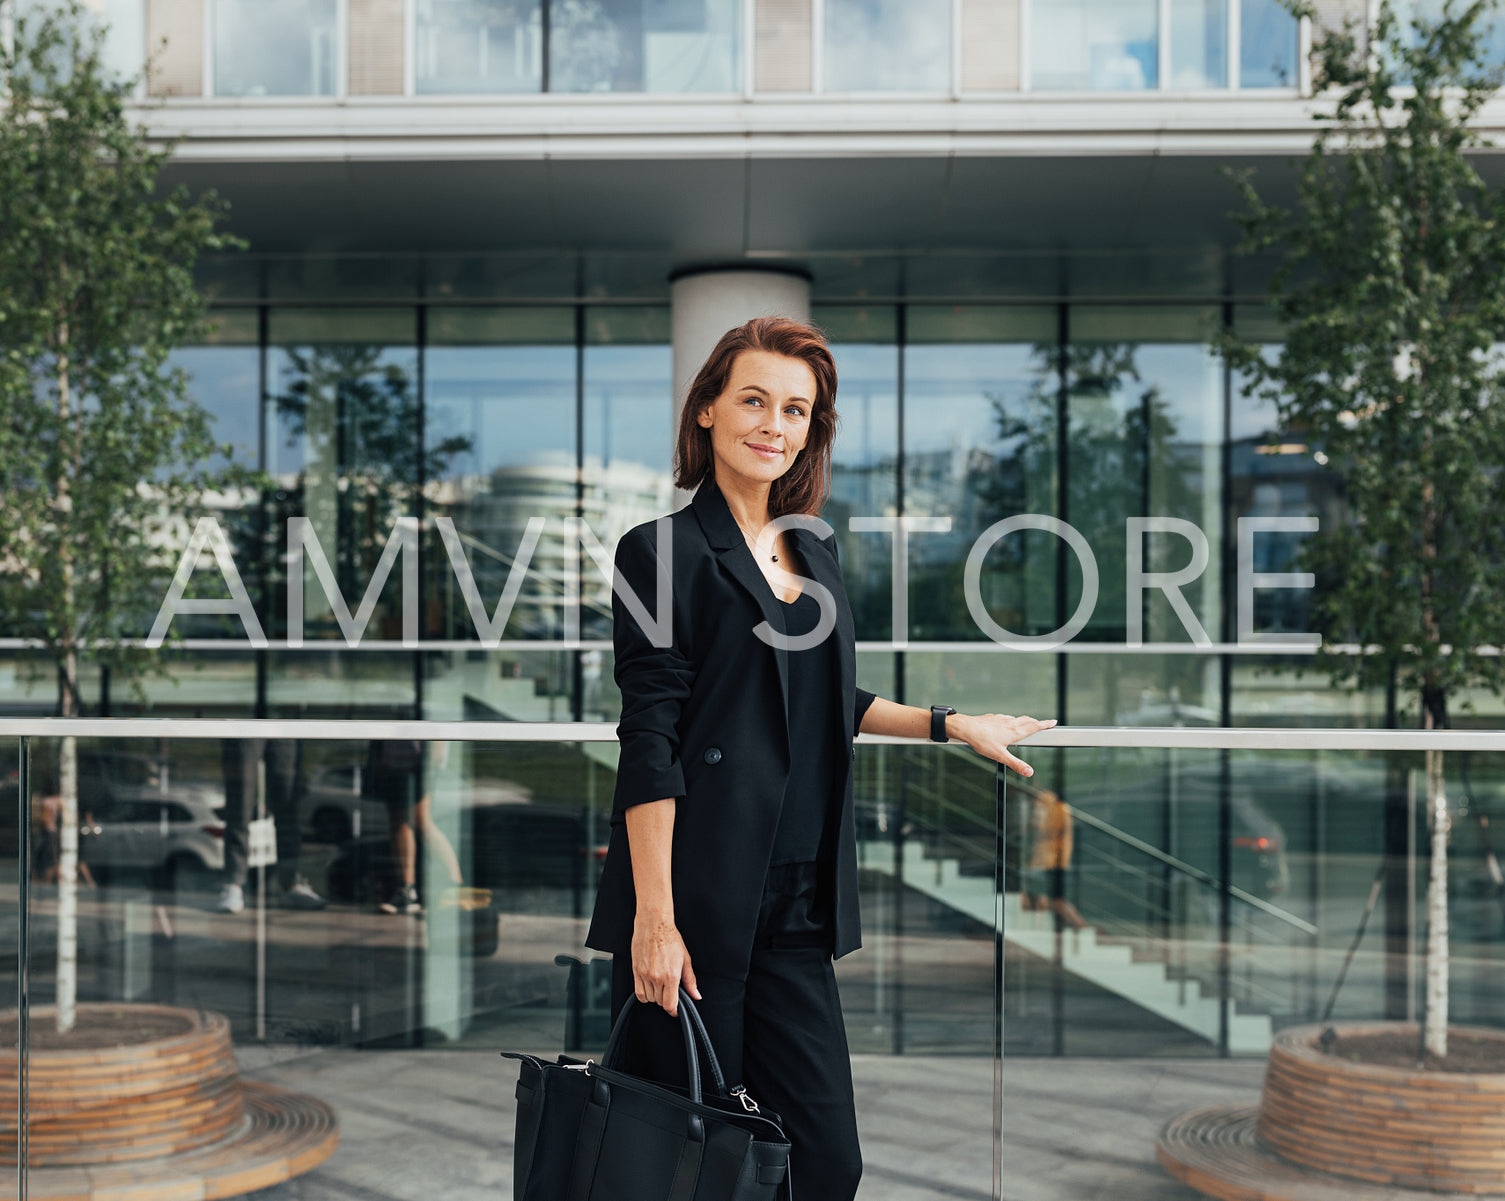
[55,318,77,1035]
[1423,697,1449,1059]
[56,698,78,1036]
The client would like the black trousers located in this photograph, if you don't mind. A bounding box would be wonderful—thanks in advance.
[609,860,862,1201]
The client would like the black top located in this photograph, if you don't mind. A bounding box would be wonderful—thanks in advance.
[768,588,842,868]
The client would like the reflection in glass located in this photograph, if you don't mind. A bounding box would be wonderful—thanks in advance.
[823,0,951,91]
[18,0,144,83]
[1031,0,1158,91]
[423,309,576,722]
[264,310,423,715]
[416,0,543,94]
[1239,0,1298,87]
[549,0,742,93]
[122,313,262,715]
[1066,308,1222,647]
[213,0,337,97]
[819,308,899,642]
[1170,0,1227,88]
[904,307,1057,643]
[581,308,674,648]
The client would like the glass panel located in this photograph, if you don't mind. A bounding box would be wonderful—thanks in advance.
[263,309,420,716]
[549,0,742,93]
[1239,0,1298,87]
[1170,0,1227,88]
[819,309,899,642]
[581,307,674,649]
[416,0,543,93]
[423,308,577,721]
[14,733,1001,1200]
[904,306,1058,644]
[1031,0,1159,91]
[1066,306,1224,647]
[822,0,951,91]
[213,0,337,97]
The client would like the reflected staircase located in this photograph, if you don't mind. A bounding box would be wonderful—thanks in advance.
[855,834,1274,1053]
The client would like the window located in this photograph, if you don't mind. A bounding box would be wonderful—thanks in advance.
[1170,0,1227,88]
[213,0,338,97]
[549,0,742,93]
[822,0,951,92]
[416,0,543,94]
[1239,0,1298,87]
[1028,0,1300,91]
[15,0,144,85]
[1031,0,1159,91]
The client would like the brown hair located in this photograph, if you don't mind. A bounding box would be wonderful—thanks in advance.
[673,316,838,517]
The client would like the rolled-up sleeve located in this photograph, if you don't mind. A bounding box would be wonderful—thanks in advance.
[611,527,694,819]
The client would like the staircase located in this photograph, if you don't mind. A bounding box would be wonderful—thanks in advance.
[857,836,1274,1054]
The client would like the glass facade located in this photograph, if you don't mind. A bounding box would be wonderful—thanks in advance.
[6,729,1502,1197]
[83,0,1312,98]
[10,261,1499,735]
[213,0,338,97]
[3,254,1502,1194]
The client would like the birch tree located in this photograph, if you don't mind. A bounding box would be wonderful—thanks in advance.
[1226,0,1505,1057]
[0,2,248,1032]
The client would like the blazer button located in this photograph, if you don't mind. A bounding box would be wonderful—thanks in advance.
[703,747,722,765]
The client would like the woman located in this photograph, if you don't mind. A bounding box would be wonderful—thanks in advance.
[583,316,1053,1200]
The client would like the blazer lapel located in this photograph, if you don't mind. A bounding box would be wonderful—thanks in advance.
[788,525,856,747]
[691,478,790,722]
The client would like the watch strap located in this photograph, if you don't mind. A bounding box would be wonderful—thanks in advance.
[930,705,956,743]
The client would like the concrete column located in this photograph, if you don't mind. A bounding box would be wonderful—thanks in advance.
[669,267,811,459]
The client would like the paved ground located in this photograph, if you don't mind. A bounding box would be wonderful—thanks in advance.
[228,1049,1266,1201]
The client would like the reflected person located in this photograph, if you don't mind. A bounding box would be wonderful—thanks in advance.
[584,316,1055,1201]
[366,739,463,915]
[216,739,326,913]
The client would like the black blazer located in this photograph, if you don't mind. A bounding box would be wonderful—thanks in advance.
[584,475,877,980]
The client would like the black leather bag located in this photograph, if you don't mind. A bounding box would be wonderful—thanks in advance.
[501,988,793,1201]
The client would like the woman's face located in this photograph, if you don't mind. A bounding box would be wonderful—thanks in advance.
[696,349,818,491]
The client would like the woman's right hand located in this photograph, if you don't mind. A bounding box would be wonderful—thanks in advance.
[631,911,701,1018]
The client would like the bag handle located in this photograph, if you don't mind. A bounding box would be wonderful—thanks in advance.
[601,988,728,1102]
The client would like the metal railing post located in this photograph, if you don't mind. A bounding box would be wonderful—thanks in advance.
[17,734,30,1201]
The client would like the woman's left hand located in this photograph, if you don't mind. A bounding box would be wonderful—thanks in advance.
[949,714,1056,777]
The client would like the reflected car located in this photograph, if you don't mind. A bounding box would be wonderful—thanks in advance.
[80,792,226,886]
[68,749,228,887]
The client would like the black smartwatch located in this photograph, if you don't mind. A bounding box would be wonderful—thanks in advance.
[930,705,956,743]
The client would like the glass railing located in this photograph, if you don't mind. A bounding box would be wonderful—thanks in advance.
[2,720,1502,1200]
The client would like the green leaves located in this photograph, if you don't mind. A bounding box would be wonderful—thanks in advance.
[0,1,254,713]
[1232,0,1505,724]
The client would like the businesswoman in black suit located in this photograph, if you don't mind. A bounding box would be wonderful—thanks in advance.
[584,316,1055,1200]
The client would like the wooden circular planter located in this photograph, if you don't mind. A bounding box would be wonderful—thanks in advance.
[1159,1022,1505,1201]
[0,1003,339,1201]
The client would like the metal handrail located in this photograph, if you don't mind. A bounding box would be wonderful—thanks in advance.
[1,718,1502,749]
[1069,807,1317,935]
